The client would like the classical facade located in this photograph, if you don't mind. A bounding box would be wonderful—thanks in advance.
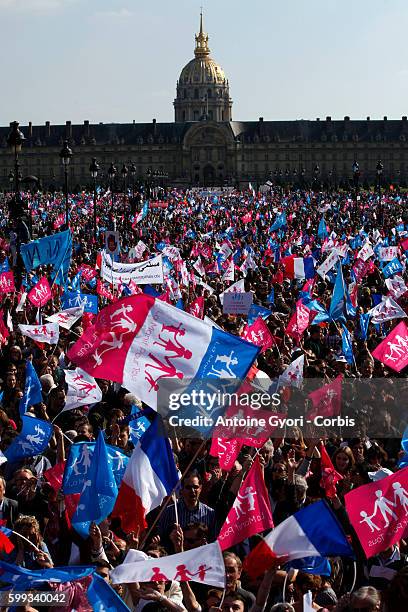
[1,14,408,189]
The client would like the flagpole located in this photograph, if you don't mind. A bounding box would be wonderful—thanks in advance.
[10,530,42,553]
[139,439,207,550]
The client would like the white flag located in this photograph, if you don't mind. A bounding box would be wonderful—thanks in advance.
[63,368,102,411]
[358,242,374,262]
[368,297,408,324]
[278,354,305,389]
[193,257,206,277]
[46,306,84,330]
[222,259,235,283]
[386,276,408,300]
[316,251,339,279]
[219,278,245,305]
[111,542,225,588]
[379,246,399,262]
[18,323,59,345]
[16,291,27,313]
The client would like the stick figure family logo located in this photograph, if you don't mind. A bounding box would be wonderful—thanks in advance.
[385,334,408,362]
[145,323,192,392]
[71,373,98,399]
[359,483,408,533]
[70,445,92,476]
[225,485,257,524]
[149,563,212,583]
[92,303,139,366]
[208,351,239,378]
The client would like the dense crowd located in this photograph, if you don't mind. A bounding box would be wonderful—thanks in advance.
[0,183,407,611]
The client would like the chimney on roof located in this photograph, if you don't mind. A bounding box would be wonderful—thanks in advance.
[316,118,320,121]
[403,116,407,121]
[153,118,157,135]
[28,122,32,138]
[45,121,50,137]
[259,117,263,122]
[367,116,370,121]
[344,116,350,121]
[66,120,72,138]
[84,120,90,136]
[384,116,387,121]
[326,116,331,121]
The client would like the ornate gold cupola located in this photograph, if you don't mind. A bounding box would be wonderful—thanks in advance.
[174,12,232,123]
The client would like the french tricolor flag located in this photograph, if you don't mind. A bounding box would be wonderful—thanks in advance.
[282,256,315,280]
[111,416,179,533]
[243,500,353,578]
[67,295,260,410]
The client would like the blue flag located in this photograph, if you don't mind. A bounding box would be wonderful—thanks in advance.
[20,230,72,286]
[359,313,371,340]
[87,572,130,612]
[175,298,184,310]
[19,361,42,416]
[286,556,331,576]
[247,304,272,325]
[317,217,329,240]
[128,415,151,445]
[5,416,53,463]
[72,432,119,538]
[71,270,82,291]
[62,442,128,495]
[382,258,403,278]
[341,325,354,365]
[398,425,408,469]
[61,292,98,314]
[266,288,275,304]
[328,263,346,322]
[0,560,94,590]
[270,211,287,231]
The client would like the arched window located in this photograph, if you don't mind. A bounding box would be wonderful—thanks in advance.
[194,89,199,99]
[207,89,212,99]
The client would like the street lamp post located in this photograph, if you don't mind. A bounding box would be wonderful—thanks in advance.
[146,168,152,199]
[108,162,117,215]
[89,157,100,243]
[7,121,26,284]
[313,164,320,190]
[130,163,136,199]
[377,160,384,224]
[59,140,73,228]
[121,164,128,196]
[352,160,360,223]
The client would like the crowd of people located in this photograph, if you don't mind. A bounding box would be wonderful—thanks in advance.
[0,182,407,611]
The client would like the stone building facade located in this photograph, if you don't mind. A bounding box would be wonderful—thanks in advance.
[1,15,408,190]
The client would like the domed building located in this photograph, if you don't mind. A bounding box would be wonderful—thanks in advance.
[174,13,232,123]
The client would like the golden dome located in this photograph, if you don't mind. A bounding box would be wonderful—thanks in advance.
[179,12,227,86]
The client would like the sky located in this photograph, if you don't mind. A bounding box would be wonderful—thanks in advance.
[2,0,408,126]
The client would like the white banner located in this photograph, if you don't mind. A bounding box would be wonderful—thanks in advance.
[379,246,399,262]
[358,242,374,262]
[63,367,102,412]
[111,542,225,588]
[46,306,84,330]
[316,251,339,279]
[101,252,164,286]
[19,323,59,345]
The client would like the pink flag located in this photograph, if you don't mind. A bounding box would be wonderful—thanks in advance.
[307,375,342,419]
[187,296,204,319]
[27,277,52,307]
[352,258,370,283]
[0,271,15,294]
[372,321,408,372]
[0,310,9,346]
[78,264,97,282]
[97,280,114,301]
[242,317,276,353]
[241,211,252,224]
[218,457,274,550]
[345,467,408,557]
[53,213,65,229]
[209,438,243,471]
[286,300,314,342]
[320,443,343,499]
